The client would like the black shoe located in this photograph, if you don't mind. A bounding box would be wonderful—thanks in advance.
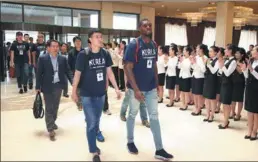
[158,98,163,103]
[166,103,174,107]
[155,149,174,160]
[96,147,101,155]
[250,137,257,141]
[53,124,58,130]
[203,118,209,122]
[244,135,251,139]
[166,96,170,99]
[218,121,230,129]
[29,83,33,90]
[191,110,202,116]
[234,115,241,121]
[174,98,180,102]
[93,155,101,162]
[23,86,27,93]
[63,94,69,98]
[127,143,138,154]
[179,106,188,111]
[208,117,214,123]
[19,89,23,94]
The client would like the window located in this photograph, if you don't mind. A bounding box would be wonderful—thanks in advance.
[202,27,216,48]
[24,5,72,26]
[238,30,257,51]
[73,9,99,28]
[1,3,22,22]
[113,13,137,30]
[165,23,188,46]
[4,30,38,43]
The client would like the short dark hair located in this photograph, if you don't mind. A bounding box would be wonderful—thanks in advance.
[219,47,225,56]
[88,29,102,38]
[113,41,118,47]
[73,36,81,43]
[139,18,150,28]
[250,44,254,48]
[226,44,237,56]
[161,46,169,54]
[184,45,193,55]
[87,38,91,44]
[47,39,59,47]
[170,44,178,54]
[24,34,29,37]
[61,42,68,49]
[198,44,209,56]
[210,46,219,53]
[107,43,112,48]
[121,41,126,46]
[29,37,33,41]
[16,31,23,36]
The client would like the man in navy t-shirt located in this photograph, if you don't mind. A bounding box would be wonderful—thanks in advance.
[123,18,173,160]
[71,29,121,162]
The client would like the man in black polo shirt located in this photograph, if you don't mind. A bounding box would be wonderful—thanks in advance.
[10,32,31,93]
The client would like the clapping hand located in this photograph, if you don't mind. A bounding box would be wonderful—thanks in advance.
[239,62,247,71]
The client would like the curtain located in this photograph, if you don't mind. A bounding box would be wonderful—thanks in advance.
[165,23,188,46]
[202,27,216,48]
[238,30,257,51]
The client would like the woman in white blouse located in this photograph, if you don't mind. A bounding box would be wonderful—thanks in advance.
[111,41,120,89]
[191,44,208,116]
[203,46,220,122]
[240,45,258,141]
[164,44,178,107]
[118,41,126,91]
[178,46,192,110]
[157,46,168,103]
[217,44,237,129]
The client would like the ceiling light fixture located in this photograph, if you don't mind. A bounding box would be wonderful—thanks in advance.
[161,5,164,8]
[182,12,207,26]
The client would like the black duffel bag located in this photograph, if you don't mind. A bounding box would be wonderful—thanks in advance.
[32,92,44,119]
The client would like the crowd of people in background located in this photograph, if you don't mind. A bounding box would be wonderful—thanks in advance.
[2,18,258,162]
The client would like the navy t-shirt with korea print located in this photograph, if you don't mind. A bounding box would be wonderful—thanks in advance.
[123,37,158,91]
[75,48,113,97]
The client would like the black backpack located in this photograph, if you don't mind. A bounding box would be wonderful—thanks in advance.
[32,92,44,119]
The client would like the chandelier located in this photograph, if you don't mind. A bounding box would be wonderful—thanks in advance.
[233,18,246,30]
[199,6,256,29]
[182,12,207,27]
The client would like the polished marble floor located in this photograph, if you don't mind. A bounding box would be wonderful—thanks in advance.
[1,78,258,161]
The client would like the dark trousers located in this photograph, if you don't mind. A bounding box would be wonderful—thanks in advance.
[119,68,125,90]
[28,64,34,85]
[43,86,62,132]
[63,76,68,95]
[103,91,109,112]
[112,66,119,88]
[15,63,29,88]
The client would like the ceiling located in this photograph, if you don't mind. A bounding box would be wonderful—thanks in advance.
[131,1,258,25]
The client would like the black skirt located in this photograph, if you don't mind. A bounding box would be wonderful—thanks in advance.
[245,83,258,113]
[166,76,176,90]
[158,73,165,86]
[216,76,222,94]
[191,77,204,95]
[232,82,245,102]
[179,78,191,92]
[220,83,233,105]
[175,68,180,85]
[203,75,217,100]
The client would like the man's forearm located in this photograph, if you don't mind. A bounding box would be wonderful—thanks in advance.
[11,51,14,63]
[28,51,31,64]
[124,63,139,92]
[154,64,159,87]
[72,71,81,92]
[32,52,36,65]
[107,68,119,90]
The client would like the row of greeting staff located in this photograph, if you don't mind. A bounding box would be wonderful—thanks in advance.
[156,43,258,141]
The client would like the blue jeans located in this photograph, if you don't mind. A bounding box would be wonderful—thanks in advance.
[81,95,105,153]
[127,88,163,150]
[120,90,148,121]
[15,63,29,88]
